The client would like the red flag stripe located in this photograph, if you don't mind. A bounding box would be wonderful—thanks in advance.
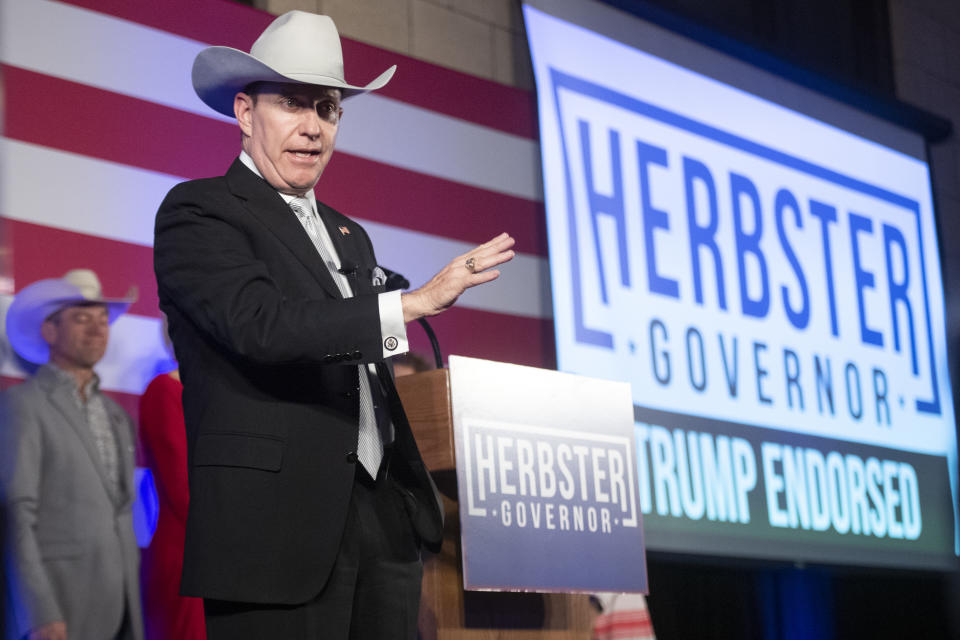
[4,220,555,369]
[594,611,652,626]
[55,0,538,140]
[6,220,160,319]
[2,64,548,258]
[593,616,655,639]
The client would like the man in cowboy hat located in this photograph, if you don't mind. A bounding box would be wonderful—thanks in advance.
[0,269,143,640]
[154,10,514,640]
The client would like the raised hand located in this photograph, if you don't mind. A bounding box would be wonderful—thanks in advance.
[401,232,515,323]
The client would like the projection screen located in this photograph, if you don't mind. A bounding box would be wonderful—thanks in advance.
[524,0,958,570]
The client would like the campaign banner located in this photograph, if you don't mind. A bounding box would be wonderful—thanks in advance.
[450,356,647,592]
[524,2,958,568]
[635,406,955,569]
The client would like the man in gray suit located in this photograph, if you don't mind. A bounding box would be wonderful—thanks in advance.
[0,269,143,640]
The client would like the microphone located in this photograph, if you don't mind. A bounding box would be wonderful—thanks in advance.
[380,266,410,292]
[379,266,443,369]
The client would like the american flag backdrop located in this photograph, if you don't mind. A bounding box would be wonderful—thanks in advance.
[0,0,552,420]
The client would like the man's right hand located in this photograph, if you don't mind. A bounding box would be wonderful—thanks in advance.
[401,232,515,323]
[28,621,67,640]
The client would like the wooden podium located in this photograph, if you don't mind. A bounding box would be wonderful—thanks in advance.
[395,369,596,640]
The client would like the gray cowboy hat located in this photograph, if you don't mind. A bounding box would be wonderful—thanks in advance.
[192,10,396,117]
[5,269,136,364]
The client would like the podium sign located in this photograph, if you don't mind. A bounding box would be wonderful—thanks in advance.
[450,356,647,592]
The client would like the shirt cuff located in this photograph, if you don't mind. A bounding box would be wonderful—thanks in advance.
[378,290,408,358]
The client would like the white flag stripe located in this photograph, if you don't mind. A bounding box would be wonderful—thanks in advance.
[0,0,542,201]
[339,94,542,201]
[1,138,179,247]
[0,139,551,320]
[0,0,219,120]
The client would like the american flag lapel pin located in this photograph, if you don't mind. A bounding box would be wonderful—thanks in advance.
[338,226,351,236]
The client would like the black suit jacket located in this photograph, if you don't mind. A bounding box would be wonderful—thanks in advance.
[153,159,442,604]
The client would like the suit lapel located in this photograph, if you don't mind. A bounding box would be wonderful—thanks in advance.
[225,159,344,299]
[106,400,134,507]
[318,204,372,296]
[40,369,120,503]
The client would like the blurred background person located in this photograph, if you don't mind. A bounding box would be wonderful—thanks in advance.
[0,269,143,640]
[139,319,205,640]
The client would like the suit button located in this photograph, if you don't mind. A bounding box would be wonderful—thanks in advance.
[346,451,358,464]
[352,350,362,360]
[323,355,335,364]
[344,390,354,399]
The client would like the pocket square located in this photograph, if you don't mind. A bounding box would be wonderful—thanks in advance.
[372,266,387,287]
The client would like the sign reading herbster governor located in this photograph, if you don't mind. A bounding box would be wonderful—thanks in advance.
[450,356,647,593]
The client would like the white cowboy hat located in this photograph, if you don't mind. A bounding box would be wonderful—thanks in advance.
[5,269,136,364]
[192,10,396,117]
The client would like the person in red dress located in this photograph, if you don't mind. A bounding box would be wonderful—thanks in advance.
[139,369,206,640]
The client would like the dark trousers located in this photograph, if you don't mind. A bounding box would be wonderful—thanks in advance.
[203,465,423,640]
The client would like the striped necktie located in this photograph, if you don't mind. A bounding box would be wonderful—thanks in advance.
[289,197,384,477]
